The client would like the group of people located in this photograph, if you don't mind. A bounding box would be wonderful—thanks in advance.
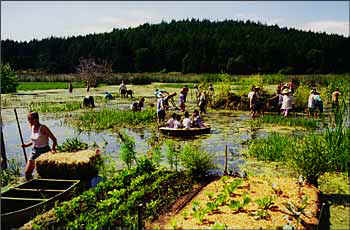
[166,110,205,129]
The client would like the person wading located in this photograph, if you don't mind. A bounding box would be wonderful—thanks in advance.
[21,112,57,180]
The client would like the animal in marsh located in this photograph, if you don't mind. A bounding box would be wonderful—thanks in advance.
[126,89,133,98]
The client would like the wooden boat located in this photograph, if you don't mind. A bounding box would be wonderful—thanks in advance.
[159,125,211,137]
[1,178,80,229]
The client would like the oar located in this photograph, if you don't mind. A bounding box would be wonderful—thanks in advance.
[14,108,28,163]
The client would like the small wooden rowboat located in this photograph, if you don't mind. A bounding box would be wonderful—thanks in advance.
[159,125,211,137]
[1,178,80,229]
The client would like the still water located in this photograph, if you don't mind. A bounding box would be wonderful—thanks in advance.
[2,109,265,173]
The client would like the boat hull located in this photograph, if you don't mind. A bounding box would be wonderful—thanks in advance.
[159,126,211,137]
[1,178,80,229]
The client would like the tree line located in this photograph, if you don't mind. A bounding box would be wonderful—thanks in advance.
[1,19,349,75]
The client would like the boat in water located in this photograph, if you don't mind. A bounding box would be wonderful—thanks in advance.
[159,125,211,137]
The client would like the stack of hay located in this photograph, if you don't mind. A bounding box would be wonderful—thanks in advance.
[36,150,101,180]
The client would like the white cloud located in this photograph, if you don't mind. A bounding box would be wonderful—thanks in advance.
[298,20,349,37]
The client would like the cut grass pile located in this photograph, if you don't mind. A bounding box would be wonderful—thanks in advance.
[153,175,319,229]
[73,108,156,131]
[17,82,85,91]
[36,150,101,180]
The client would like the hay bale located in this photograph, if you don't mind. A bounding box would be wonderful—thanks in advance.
[36,150,101,180]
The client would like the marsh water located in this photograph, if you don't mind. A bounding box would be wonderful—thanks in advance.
[2,106,266,174]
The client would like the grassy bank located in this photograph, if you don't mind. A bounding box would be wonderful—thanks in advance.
[17,82,85,91]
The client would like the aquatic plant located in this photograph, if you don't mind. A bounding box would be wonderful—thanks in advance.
[118,132,137,169]
[0,158,21,188]
[259,115,319,129]
[29,101,82,113]
[56,137,88,152]
[179,143,215,180]
[74,108,156,131]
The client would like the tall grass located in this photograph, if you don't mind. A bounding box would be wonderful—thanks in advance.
[157,83,196,89]
[259,115,319,129]
[29,101,82,113]
[73,108,156,131]
[247,132,298,161]
[17,82,85,91]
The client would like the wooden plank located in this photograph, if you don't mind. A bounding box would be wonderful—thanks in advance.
[1,197,48,202]
[12,188,66,193]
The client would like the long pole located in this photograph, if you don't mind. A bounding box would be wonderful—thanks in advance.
[14,108,28,163]
[0,114,8,169]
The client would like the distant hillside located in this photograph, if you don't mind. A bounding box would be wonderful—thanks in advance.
[1,19,349,74]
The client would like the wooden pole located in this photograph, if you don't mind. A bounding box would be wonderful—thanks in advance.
[14,108,28,163]
[224,145,228,175]
[0,114,8,169]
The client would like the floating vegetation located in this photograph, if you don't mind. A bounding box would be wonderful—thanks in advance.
[73,108,156,131]
[29,101,82,113]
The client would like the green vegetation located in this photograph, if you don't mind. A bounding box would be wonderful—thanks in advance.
[73,108,157,131]
[1,63,18,93]
[56,137,88,152]
[29,101,82,113]
[259,115,319,129]
[17,81,85,91]
[0,159,21,189]
[31,166,195,229]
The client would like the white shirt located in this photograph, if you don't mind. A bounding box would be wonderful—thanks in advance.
[182,118,191,129]
[308,94,315,108]
[248,91,254,100]
[174,120,182,129]
[281,95,293,110]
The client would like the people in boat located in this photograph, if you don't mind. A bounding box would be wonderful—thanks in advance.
[167,113,177,128]
[182,111,192,129]
[119,80,127,98]
[21,112,57,180]
[157,95,166,123]
[331,87,341,112]
[198,91,207,114]
[174,114,183,128]
[281,89,294,117]
[192,109,205,128]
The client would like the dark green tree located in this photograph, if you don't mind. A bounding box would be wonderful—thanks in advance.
[0,63,18,93]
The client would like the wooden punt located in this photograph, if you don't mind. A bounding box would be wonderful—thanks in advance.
[1,178,80,229]
[159,125,211,137]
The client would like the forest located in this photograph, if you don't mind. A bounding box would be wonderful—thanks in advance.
[1,19,349,74]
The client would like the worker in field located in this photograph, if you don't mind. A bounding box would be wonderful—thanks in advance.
[68,81,73,93]
[21,112,57,180]
[331,87,341,112]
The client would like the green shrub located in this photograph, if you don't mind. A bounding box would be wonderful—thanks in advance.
[1,159,21,188]
[119,132,137,169]
[179,143,215,179]
[1,63,18,93]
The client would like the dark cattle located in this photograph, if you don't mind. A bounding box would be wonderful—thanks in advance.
[126,90,133,98]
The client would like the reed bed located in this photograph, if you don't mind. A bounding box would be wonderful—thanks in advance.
[74,108,156,131]
[36,150,101,180]
[29,101,82,113]
[259,115,319,129]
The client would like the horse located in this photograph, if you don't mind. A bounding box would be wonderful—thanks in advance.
[126,89,133,98]
[83,96,95,108]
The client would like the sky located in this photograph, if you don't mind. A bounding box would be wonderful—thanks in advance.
[1,1,349,42]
